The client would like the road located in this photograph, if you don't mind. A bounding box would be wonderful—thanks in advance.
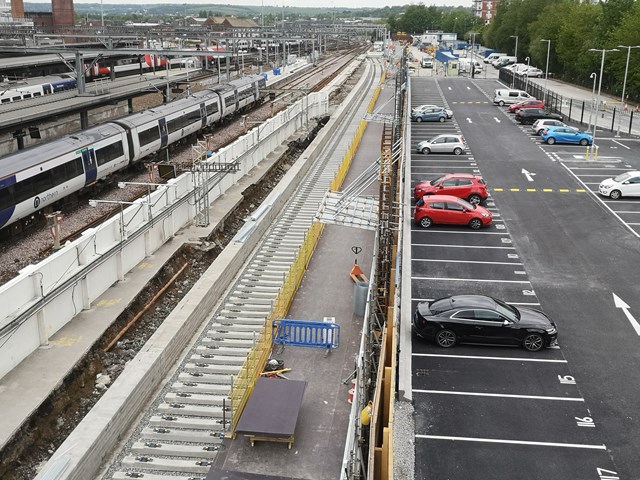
[409,75,640,479]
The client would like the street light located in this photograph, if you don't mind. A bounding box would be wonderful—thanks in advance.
[587,72,597,134]
[510,35,518,60]
[524,56,531,91]
[616,45,640,136]
[540,39,551,103]
[588,48,620,160]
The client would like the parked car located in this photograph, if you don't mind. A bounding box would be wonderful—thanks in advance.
[412,294,558,352]
[519,67,544,78]
[598,171,640,199]
[541,126,592,146]
[415,134,466,155]
[493,89,534,106]
[515,108,563,125]
[532,119,567,135]
[411,107,447,123]
[508,99,545,113]
[413,195,492,229]
[413,173,487,204]
[420,57,434,68]
[412,104,453,118]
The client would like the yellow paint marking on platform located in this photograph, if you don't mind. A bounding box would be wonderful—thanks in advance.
[559,189,570,193]
[576,189,586,192]
[50,336,81,347]
[543,189,553,192]
[526,189,537,192]
[136,262,153,269]
[493,188,504,192]
[96,298,121,308]
[510,188,520,192]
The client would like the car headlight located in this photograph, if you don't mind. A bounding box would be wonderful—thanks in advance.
[481,213,490,218]
[545,327,557,334]
[599,184,610,191]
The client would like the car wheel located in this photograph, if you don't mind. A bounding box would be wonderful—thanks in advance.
[453,147,463,155]
[579,138,588,146]
[468,194,482,205]
[523,333,545,352]
[435,329,457,348]
[438,117,445,123]
[535,129,543,136]
[416,117,423,123]
[421,147,431,154]
[469,218,483,230]
[546,137,556,145]
[499,100,505,107]
[419,216,433,228]
[610,189,622,200]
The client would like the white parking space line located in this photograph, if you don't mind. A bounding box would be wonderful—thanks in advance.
[411,243,515,249]
[415,435,606,450]
[612,139,632,149]
[410,159,475,163]
[410,229,509,235]
[602,200,640,204]
[413,389,583,401]
[612,211,640,214]
[411,297,541,306]
[412,258,522,266]
[411,277,530,284]
[413,353,566,363]
[575,174,624,177]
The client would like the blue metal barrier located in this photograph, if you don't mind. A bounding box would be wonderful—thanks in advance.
[272,320,340,349]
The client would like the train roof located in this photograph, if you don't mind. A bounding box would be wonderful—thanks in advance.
[113,93,218,128]
[0,74,76,90]
[0,123,125,179]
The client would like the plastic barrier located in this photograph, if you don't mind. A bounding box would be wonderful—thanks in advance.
[272,319,340,349]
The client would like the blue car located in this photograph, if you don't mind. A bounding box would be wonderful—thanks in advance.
[411,107,447,123]
[541,126,592,146]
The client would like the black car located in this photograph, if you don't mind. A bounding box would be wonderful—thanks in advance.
[412,295,558,352]
[515,108,563,125]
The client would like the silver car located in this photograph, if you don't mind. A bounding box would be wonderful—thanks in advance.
[531,119,568,135]
[412,104,453,119]
[416,134,466,155]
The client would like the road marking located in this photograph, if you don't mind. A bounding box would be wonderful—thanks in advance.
[612,139,631,149]
[412,353,567,363]
[411,243,515,249]
[613,293,640,335]
[510,188,520,191]
[413,389,583,401]
[614,210,640,214]
[522,168,536,181]
[466,117,473,123]
[412,258,522,266]
[411,277,530,284]
[415,435,606,450]
[494,117,501,123]
[411,230,509,235]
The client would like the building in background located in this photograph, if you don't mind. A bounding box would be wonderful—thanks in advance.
[472,0,500,23]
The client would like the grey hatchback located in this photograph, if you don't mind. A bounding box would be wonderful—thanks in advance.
[416,134,466,155]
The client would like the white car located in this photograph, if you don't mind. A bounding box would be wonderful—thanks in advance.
[531,119,568,135]
[416,134,466,155]
[520,67,544,78]
[599,171,640,200]
[412,104,453,119]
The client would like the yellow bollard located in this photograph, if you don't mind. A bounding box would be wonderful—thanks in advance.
[594,145,599,161]
[585,146,589,159]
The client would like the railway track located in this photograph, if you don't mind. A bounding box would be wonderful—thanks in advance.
[102,57,382,480]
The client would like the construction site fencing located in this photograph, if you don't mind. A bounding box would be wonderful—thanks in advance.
[498,69,640,137]
[230,220,324,432]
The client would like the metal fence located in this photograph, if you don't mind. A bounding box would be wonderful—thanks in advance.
[498,69,639,137]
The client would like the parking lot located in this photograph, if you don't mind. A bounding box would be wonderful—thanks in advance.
[409,77,638,478]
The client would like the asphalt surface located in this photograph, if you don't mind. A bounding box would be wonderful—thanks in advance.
[410,76,640,479]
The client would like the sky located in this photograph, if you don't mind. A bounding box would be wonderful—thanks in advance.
[71,0,470,8]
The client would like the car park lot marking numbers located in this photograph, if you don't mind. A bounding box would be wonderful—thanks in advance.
[613,293,640,335]
[415,435,607,450]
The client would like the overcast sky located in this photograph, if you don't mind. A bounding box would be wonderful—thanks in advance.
[74,0,470,8]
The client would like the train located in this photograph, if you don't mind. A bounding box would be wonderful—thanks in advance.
[0,73,267,231]
[0,74,77,104]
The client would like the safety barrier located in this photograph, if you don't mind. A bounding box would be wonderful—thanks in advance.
[230,220,324,432]
[272,319,340,349]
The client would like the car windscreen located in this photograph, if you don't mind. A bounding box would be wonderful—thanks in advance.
[457,198,475,210]
[614,172,632,182]
[430,175,445,186]
[493,297,520,321]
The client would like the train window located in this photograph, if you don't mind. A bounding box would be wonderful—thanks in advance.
[23,93,32,99]
[224,95,235,107]
[67,158,83,178]
[0,185,14,211]
[96,141,125,166]
[139,126,159,147]
[33,92,42,97]
[14,178,34,204]
[32,170,54,196]
[206,102,219,115]
[1,98,9,104]
[51,164,68,184]
[167,108,201,134]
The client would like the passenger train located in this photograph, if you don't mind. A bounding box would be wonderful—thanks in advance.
[0,75,77,104]
[0,74,267,231]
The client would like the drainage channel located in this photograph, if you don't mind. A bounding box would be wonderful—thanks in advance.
[104,59,383,480]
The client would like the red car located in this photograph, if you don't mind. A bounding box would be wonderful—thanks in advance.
[508,99,545,113]
[414,195,493,230]
[413,173,488,205]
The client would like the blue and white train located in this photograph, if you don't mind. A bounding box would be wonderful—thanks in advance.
[0,75,78,104]
[0,74,267,230]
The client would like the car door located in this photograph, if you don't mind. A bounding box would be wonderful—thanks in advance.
[430,136,447,153]
[426,201,447,223]
[468,309,518,345]
[622,175,640,196]
[437,178,460,196]
[445,309,477,341]
[443,200,469,225]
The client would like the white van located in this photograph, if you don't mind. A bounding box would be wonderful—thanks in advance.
[485,52,506,64]
[494,56,518,68]
[459,58,482,73]
[493,89,534,106]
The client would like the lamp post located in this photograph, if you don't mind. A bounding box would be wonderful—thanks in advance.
[524,56,531,91]
[587,72,597,134]
[510,35,518,60]
[588,48,619,160]
[540,39,551,104]
[616,45,640,137]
